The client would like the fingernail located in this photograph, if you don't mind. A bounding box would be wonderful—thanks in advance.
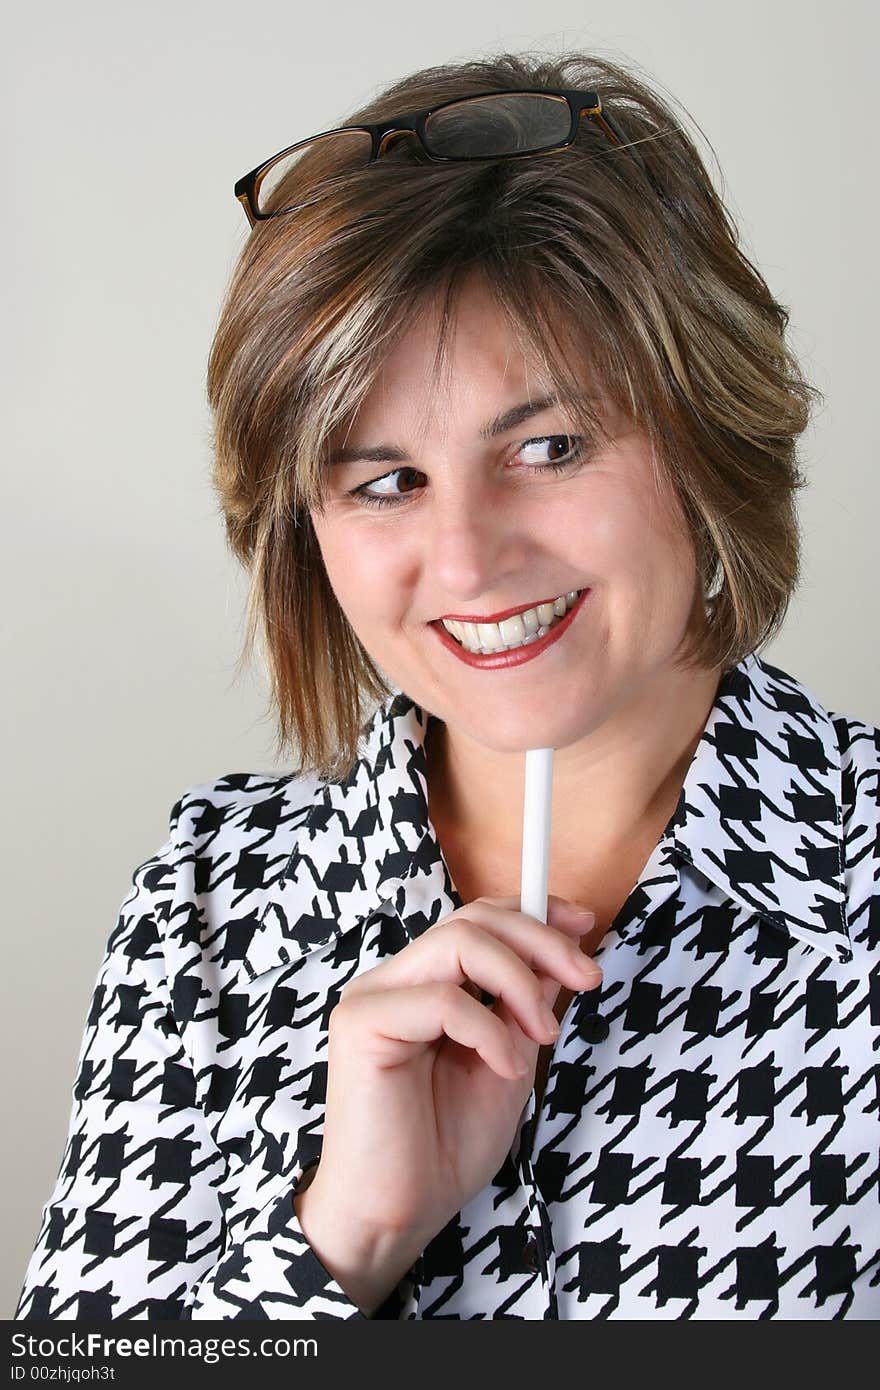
[569,905,596,919]
[543,1008,562,1037]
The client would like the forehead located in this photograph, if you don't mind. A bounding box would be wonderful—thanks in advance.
[385,281,537,389]
[329,277,600,449]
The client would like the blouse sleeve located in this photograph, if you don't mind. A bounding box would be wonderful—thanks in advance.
[14,800,420,1320]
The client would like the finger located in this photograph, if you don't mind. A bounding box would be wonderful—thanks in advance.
[461,901,603,1005]
[339,981,531,1080]
[447,899,603,983]
[492,972,561,1045]
[355,919,565,1042]
[348,915,596,1039]
[475,892,598,935]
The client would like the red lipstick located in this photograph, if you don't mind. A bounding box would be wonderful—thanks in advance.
[430,588,590,670]
[437,594,569,624]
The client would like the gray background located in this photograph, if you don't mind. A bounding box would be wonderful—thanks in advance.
[4,0,877,1315]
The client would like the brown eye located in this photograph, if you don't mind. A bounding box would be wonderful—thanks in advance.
[349,466,427,509]
[517,435,585,471]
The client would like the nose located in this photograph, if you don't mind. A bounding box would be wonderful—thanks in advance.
[427,478,530,603]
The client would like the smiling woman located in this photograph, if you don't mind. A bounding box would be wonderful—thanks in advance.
[207,52,812,784]
[15,48,879,1324]
[306,272,716,773]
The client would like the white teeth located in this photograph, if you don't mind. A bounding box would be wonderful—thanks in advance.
[441,589,584,654]
[498,613,527,645]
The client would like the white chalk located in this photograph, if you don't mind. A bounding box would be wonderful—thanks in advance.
[520,747,554,923]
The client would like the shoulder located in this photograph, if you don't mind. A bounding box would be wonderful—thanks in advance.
[169,767,327,848]
[164,692,415,855]
[825,704,880,887]
[717,654,877,961]
[816,695,879,954]
[128,767,329,930]
[827,705,880,792]
[752,653,879,814]
[129,691,412,941]
[114,767,336,1001]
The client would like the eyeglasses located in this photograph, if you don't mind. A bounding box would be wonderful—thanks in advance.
[234,88,648,226]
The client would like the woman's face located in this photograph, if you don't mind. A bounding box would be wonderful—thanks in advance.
[310,277,704,752]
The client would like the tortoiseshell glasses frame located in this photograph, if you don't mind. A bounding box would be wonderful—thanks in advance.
[234,88,648,226]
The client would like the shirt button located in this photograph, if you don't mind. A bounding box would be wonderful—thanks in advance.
[580,1012,610,1044]
[522,1236,541,1273]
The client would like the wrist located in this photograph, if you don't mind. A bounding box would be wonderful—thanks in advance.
[293,1170,428,1317]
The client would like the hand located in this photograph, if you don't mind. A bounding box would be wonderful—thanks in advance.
[295,894,601,1309]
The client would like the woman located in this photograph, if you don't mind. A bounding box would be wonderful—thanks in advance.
[16,50,878,1320]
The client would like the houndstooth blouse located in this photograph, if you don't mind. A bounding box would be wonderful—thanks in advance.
[15,652,880,1319]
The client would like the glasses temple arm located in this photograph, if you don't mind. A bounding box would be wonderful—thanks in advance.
[593,109,650,179]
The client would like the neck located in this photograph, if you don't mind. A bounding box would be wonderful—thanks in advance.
[424,661,725,908]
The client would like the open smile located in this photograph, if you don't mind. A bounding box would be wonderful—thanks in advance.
[429,588,590,669]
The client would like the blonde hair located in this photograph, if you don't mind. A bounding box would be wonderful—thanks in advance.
[207,50,818,780]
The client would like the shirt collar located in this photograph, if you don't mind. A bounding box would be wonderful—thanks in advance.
[241,651,850,982]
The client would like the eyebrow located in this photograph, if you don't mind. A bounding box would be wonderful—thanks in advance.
[325,394,577,467]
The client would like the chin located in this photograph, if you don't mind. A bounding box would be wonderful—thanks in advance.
[455,705,588,754]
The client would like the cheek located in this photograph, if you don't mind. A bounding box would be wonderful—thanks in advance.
[313,523,407,630]
[588,482,695,606]
[620,475,693,566]
[630,530,697,613]
[559,472,659,549]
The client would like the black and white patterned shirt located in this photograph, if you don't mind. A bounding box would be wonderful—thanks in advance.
[15,652,880,1320]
